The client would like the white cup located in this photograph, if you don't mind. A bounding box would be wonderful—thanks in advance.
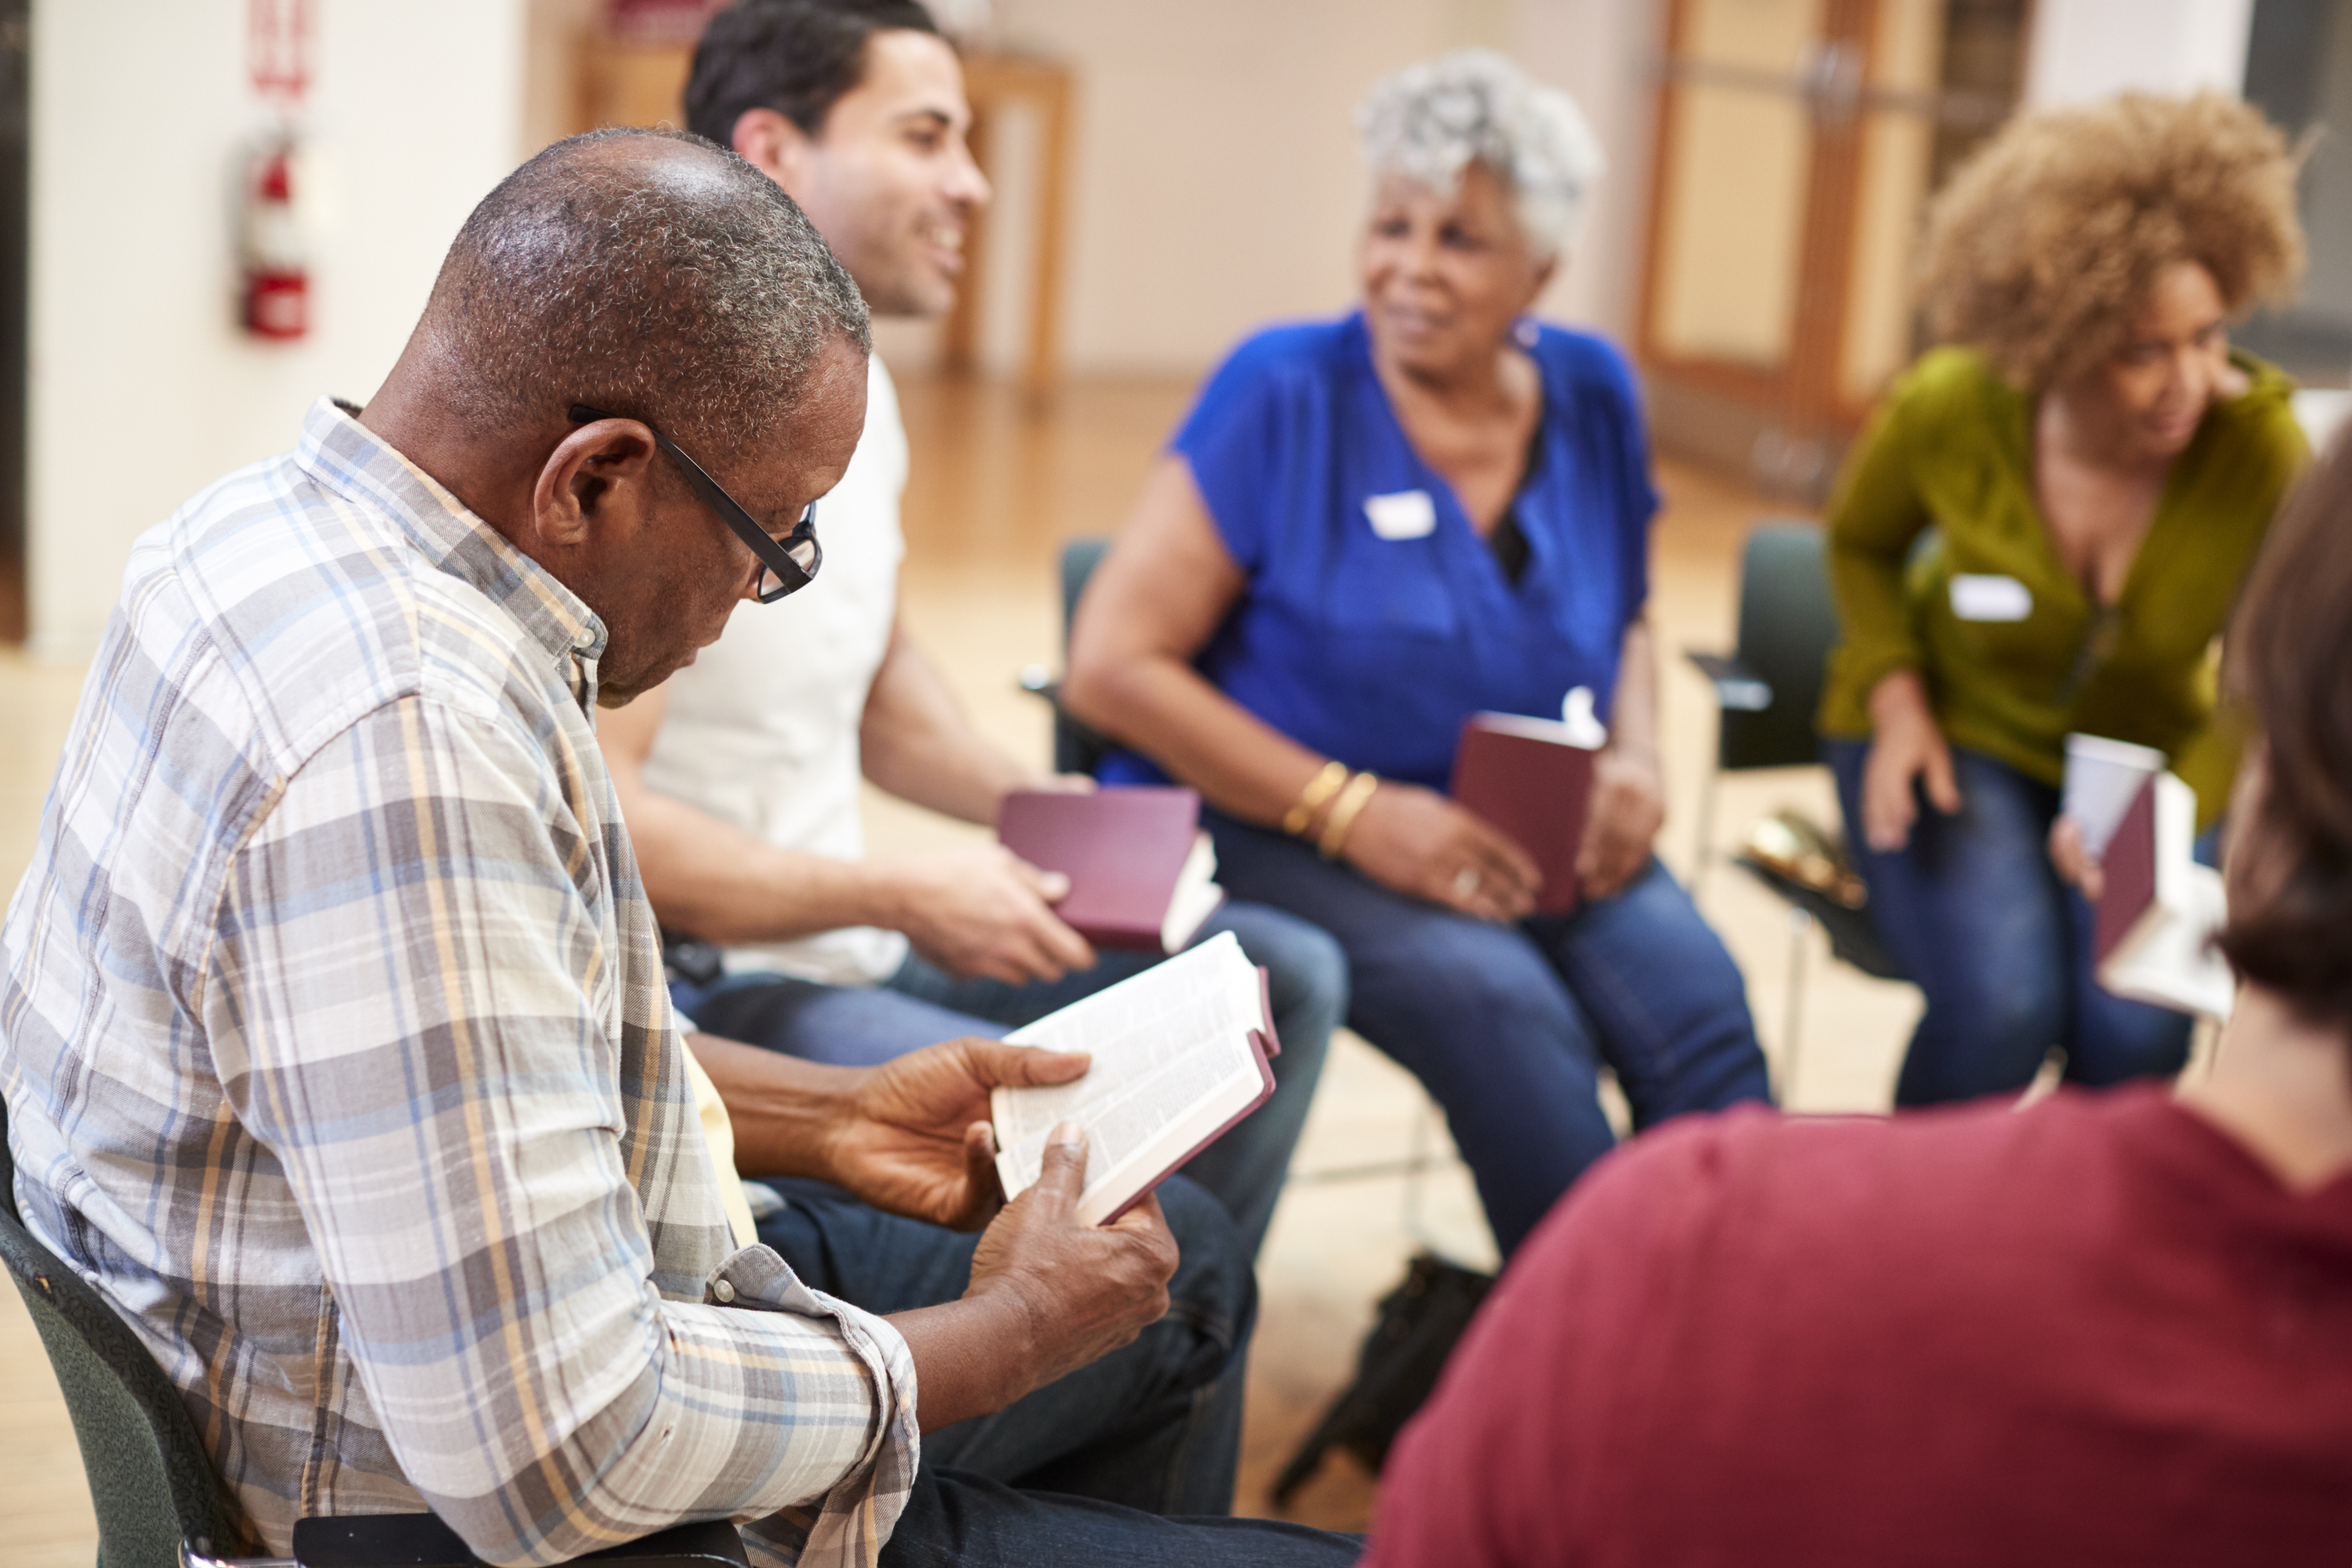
[2062,733,2168,859]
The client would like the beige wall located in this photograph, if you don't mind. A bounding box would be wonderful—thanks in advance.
[27,0,530,658]
[924,0,1665,376]
[513,0,1665,378]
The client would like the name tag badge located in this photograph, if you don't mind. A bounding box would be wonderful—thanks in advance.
[1364,490,1437,541]
[1950,573,2033,623]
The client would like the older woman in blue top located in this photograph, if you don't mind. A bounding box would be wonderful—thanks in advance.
[1065,51,1770,1256]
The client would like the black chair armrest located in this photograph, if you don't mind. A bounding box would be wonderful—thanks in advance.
[293,1514,748,1568]
[1682,649,1774,712]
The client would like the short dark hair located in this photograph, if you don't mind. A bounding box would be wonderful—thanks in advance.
[686,0,942,148]
[2216,430,2352,1037]
[423,126,869,459]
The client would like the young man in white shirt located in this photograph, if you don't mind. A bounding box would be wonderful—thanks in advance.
[599,0,1344,1264]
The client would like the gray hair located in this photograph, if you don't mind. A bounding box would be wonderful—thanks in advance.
[1355,49,1606,257]
[424,126,870,460]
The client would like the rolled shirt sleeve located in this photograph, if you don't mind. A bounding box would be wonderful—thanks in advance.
[207,694,915,1567]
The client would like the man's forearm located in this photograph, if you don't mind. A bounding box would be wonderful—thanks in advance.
[885,1291,1039,1433]
[619,773,919,944]
[860,624,1039,824]
[687,1031,863,1180]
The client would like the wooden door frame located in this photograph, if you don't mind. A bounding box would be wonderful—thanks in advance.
[1635,0,2037,483]
[1634,0,1880,441]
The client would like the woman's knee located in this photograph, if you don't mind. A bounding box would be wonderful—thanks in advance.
[1351,919,1588,1067]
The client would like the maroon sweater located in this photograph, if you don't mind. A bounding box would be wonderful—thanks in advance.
[1364,1089,2352,1566]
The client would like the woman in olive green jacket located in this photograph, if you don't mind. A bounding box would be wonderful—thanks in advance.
[1820,92,2309,1106]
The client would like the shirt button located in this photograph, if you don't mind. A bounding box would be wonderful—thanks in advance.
[713,1279,736,1304]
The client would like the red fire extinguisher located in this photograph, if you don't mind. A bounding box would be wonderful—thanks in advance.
[241,136,306,340]
[243,0,312,341]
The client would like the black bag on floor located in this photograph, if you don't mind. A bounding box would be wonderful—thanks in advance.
[1271,1251,1495,1505]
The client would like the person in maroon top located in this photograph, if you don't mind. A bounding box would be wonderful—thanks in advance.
[1363,434,2352,1564]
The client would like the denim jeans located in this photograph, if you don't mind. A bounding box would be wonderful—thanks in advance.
[674,900,1345,1260]
[760,1177,1359,1564]
[1202,811,1771,1257]
[1826,739,2194,1106]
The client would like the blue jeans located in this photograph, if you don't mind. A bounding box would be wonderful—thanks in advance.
[1826,739,2194,1106]
[761,1178,1357,1563]
[674,901,1345,1260]
[1203,811,1771,1257]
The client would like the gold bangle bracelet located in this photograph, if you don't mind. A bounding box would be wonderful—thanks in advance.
[1282,760,1351,837]
[1317,771,1381,860]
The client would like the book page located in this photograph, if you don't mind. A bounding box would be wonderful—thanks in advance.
[2105,865,2236,1021]
[993,931,1267,1225]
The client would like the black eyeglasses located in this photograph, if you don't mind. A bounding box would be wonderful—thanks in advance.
[569,404,822,603]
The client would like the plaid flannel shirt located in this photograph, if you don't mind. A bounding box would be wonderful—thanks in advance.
[0,399,918,1567]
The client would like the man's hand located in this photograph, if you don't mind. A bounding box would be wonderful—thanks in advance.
[883,846,1097,984]
[1577,748,1665,900]
[965,1122,1178,1391]
[821,1037,1092,1230]
[1341,781,1542,922]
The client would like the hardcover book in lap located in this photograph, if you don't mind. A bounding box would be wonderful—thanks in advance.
[991,931,1278,1227]
[1449,711,1599,915]
[2093,771,2234,1020]
[998,785,1225,953]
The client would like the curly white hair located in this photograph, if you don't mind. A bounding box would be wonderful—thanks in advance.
[1355,49,1606,257]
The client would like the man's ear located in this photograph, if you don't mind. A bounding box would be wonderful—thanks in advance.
[733,107,816,192]
[532,421,661,553]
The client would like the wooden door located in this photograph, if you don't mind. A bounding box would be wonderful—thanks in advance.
[1638,0,2030,497]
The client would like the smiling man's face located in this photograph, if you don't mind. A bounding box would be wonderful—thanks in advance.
[741,27,990,319]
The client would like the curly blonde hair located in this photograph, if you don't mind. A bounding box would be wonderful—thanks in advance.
[1916,92,2304,389]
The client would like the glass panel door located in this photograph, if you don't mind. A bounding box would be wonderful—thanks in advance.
[1651,0,1829,371]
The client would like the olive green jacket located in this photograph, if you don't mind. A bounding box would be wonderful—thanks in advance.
[1818,345,2307,824]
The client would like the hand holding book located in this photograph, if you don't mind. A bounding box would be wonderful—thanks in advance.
[1334,782,1542,922]
[991,932,1280,1227]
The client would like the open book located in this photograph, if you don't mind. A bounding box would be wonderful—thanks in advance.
[2093,771,2235,1021]
[999,786,1225,954]
[991,930,1277,1227]
[1449,711,1599,915]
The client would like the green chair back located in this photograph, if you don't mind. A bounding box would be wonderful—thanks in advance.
[1053,537,1113,775]
[0,1099,259,1567]
[1719,522,1839,774]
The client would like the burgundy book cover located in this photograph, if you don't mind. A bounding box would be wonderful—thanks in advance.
[998,786,1211,951]
[2093,775,2160,963]
[1102,967,1281,1224]
[1449,717,1598,916]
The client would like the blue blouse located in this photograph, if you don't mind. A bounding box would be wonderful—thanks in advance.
[1099,311,1658,793]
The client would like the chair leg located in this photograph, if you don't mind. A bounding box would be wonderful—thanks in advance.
[1402,1095,1435,1248]
[1780,906,1811,1102]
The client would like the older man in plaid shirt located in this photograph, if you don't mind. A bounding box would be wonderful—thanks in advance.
[0,130,1354,1568]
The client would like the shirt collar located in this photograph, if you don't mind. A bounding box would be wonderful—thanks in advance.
[292,397,610,696]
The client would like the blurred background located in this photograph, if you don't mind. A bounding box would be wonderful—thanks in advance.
[0,0,2341,1558]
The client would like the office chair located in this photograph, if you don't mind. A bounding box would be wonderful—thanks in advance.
[0,1097,746,1568]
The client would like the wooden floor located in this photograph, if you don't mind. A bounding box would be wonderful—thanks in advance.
[0,368,1927,1562]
